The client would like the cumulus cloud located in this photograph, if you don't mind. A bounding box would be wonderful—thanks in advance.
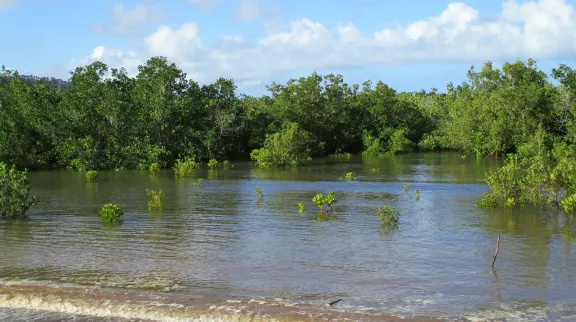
[94,3,165,37]
[0,0,17,10]
[77,0,576,90]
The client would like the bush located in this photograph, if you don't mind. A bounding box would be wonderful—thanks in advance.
[98,203,123,222]
[207,159,220,169]
[250,122,312,168]
[0,162,39,217]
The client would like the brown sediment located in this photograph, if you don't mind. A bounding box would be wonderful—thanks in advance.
[0,283,467,321]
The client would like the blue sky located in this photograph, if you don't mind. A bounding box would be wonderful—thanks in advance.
[1,0,576,95]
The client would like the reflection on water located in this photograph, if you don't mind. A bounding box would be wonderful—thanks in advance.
[0,153,575,321]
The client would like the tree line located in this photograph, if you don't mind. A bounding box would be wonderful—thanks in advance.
[1,57,576,172]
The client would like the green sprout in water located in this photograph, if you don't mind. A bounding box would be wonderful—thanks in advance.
[312,191,337,217]
[223,160,233,168]
[191,178,204,187]
[148,163,160,175]
[207,159,220,170]
[256,186,264,200]
[86,170,98,182]
[370,168,380,173]
[345,172,357,181]
[298,202,305,213]
[415,190,421,200]
[146,189,164,212]
[404,183,409,192]
[377,204,400,226]
[173,157,199,178]
[98,203,123,222]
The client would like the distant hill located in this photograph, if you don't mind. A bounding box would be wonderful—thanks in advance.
[13,74,70,90]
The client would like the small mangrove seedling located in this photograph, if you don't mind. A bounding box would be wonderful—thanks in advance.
[415,190,421,200]
[377,204,400,226]
[256,186,264,200]
[461,155,467,160]
[345,172,357,181]
[98,203,123,222]
[149,163,160,175]
[298,202,305,213]
[191,178,204,187]
[404,183,409,192]
[312,191,337,215]
[173,157,200,178]
[223,160,233,168]
[146,189,164,212]
[370,167,380,173]
[207,159,220,170]
[86,170,99,182]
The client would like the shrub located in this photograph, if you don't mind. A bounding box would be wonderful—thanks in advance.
[298,202,305,213]
[98,203,123,222]
[222,160,232,168]
[0,162,38,217]
[85,170,98,182]
[250,122,312,168]
[174,157,199,178]
[146,189,163,211]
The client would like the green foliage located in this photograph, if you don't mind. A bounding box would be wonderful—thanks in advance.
[370,167,379,173]
[415,190,420,200]
[98,203,123,222]
[190,177,204,187]
[312,191,337,214]
[478,128,576,212]
[3,57,576,173]
[250,122,312,168]
[298,202,305,213]
[207,159,220,170]
[345,172,357,181]
[174,157,199,178]
[146,189,163,212]
[404,183,409,192]
[256,186,263,200]
[85,170,98,182]
[222,160,232,168]
[377,204,400,226]
[148,163,160,175]
[561,194,576,213]
[0,162,39,217]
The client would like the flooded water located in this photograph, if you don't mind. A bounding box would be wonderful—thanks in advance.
[1,153,575,321]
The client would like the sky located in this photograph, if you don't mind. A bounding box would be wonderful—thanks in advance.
[1,0,576,95]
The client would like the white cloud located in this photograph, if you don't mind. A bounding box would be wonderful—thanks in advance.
[0,0,17,10]
[233,0,262,21]
[77,0,576,91]
[94,3,165,36]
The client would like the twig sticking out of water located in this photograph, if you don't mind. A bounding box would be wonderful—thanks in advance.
[492,234,500,267]
[328,299,343,306]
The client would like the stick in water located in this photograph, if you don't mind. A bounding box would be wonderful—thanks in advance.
[492,234,500,268]
[329,299,343,306]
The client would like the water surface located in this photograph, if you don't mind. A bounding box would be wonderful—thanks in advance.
[1,153,575,321]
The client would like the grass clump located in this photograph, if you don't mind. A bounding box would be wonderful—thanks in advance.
[98,203,123,222]
[0,162,39,217]
[146,189,164,211]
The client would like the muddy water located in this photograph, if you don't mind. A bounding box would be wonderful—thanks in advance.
[1,153,575,321]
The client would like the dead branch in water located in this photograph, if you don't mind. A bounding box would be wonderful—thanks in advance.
[492,234,500,268]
